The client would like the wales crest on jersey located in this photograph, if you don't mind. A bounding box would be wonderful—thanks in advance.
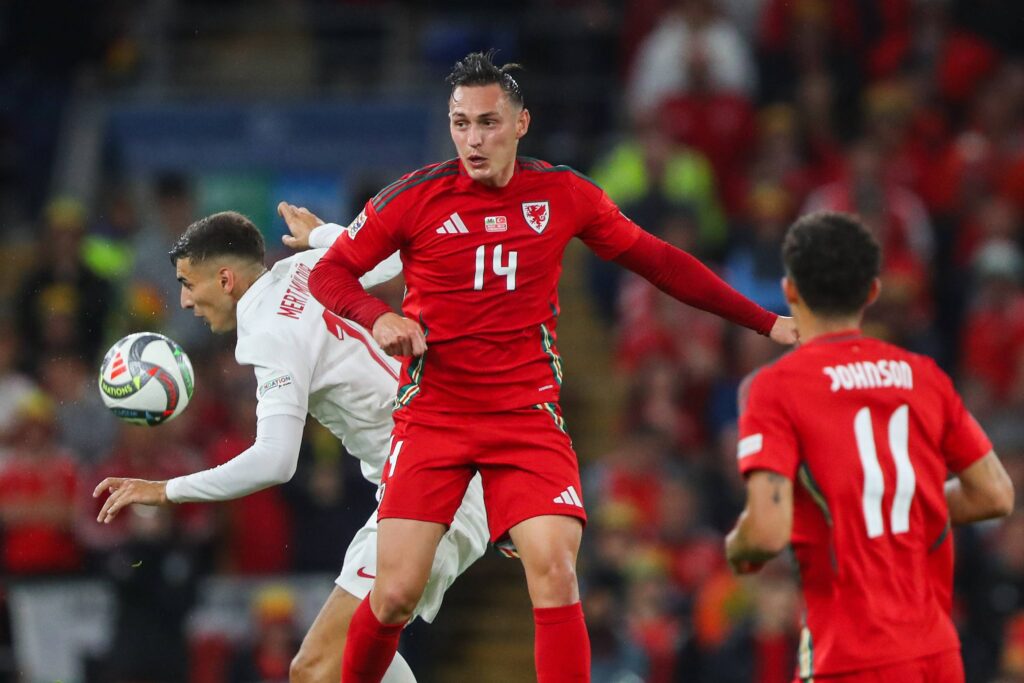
[522,201,550,233]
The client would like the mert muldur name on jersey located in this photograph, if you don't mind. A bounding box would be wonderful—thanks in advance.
[823,360,914,392]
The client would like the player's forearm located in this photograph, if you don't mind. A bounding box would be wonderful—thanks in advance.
[309,252,393,330]
[945,480,1014,525]
[613,230,777,335]
[166,413,304,503]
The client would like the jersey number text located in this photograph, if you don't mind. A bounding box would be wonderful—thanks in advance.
[473,244,518,291]
[853,404,916,538]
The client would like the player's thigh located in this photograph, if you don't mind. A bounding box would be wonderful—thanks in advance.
[478,405,587,543]
[379,418,475,527]
[375,517,448,596]
[292,587,360,681]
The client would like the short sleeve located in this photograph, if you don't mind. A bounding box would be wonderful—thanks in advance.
[737,369,800,480]
[934,364,992,472]
[235,332,312,421]
[574,177,643,260]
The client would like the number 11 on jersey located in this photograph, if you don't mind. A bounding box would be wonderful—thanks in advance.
[474,244,518,291]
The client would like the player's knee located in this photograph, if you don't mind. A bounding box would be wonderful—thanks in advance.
[372,582,422,624]
[289,645,329,683]
[527,557,579,605]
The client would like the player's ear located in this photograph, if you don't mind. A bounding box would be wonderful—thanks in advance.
[781,276,800,306]
[516,108,530,139]
[865,277,882,307]
[219,266,235,293]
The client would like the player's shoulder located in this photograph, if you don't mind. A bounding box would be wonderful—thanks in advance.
[518,156,604,191]
[369,158,462,214]
[738,356,790,412]
[238,251,321,336]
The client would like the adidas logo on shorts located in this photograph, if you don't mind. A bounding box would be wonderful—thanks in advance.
[553,485,583,508]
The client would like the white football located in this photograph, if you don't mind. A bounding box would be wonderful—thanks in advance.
[98,332,195,426]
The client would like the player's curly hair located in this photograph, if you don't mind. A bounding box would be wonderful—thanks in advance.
[782,211,881,317]
[445,49,524,107]
[169,211,265,266]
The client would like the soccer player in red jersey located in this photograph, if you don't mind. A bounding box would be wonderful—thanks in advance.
[302,50,798,682]
[726,211,1015,682]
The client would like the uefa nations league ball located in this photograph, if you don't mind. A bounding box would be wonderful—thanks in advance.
[98,332,195,426]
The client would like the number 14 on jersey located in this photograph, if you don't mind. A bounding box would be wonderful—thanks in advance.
[474,244,518,291]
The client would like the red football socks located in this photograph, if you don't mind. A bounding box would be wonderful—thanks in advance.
[341,596,405,683]
[533,602,591,682]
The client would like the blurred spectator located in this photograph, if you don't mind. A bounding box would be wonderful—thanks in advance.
[723,183,793,314]
[0,320,36,439]
[625,563,682,682]
[0,390,82,575]
[84,183,142,280]
[100,503,203,683]
[584,569,648,683]
[627,0,755,121]
[130,173,207,350]
[14,197,116,371]
[282,423,376,573]
[588,118,725,319]
[36,353,118,466]
[959,239,1024,418]
[228,585,303,683]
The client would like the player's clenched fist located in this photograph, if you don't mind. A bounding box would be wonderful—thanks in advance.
[372,312,427,357]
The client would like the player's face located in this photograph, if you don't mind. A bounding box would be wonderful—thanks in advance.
[175,257,238,333]
[449,84,530,188]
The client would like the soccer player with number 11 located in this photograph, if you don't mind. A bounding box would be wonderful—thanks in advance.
[727,211,1014,682]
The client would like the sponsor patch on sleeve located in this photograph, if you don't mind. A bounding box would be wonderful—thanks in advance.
[347,210,368,239]
[259,374,293,398]
[737,433,763,460]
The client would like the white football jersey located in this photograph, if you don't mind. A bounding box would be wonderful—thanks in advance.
[235,244,402,484]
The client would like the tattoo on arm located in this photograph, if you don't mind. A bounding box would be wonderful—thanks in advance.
[768,472,785,504]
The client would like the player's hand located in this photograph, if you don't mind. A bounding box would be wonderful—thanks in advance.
[769,316,799,346]
[372,312,427,357]
[93,477,169,524]
[278,201,325,250]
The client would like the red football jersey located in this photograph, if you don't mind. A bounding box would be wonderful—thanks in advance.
[737,331,991,677]
[322,157,641,415]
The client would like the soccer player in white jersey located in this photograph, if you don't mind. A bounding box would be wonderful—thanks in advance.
[93,208,490,683]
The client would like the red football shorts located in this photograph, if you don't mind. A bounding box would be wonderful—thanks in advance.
[799,649,964,683]
[377,404,586,542]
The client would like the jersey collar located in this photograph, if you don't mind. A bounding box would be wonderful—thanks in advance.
[804,328,863,346]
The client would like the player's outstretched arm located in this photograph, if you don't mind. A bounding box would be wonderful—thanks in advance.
[612,230,797,344]
[93,413,305,523]
[726,470,793,573]
[946,451,1014,525]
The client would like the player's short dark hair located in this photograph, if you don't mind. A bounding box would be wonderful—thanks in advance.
[445,49,524,108]
[168,211,265,266]
[782,211,881,317]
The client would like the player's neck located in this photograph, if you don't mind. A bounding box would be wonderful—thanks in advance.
[798,315,862,343]
[232,266,269,301]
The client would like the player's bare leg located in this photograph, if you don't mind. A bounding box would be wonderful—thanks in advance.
[290,587,416,683]
[508,514,589,682]
[341,518,445,683]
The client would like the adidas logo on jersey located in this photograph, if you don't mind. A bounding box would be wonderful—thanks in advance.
[553,485,583,508]
[435,212,469,234]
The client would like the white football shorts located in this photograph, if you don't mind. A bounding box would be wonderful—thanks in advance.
[335,473,489,623]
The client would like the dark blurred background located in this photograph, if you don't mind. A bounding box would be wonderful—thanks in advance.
[2,0,1024,681]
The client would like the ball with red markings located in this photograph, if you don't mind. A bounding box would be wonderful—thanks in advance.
[98,332,195,426]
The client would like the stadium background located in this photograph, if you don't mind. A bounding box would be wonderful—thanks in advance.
[2,0,1024,681]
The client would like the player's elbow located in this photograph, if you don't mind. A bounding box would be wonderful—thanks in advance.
[988,477,1015,519]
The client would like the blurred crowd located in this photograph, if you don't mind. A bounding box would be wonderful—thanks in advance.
[4,1,1024,682]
